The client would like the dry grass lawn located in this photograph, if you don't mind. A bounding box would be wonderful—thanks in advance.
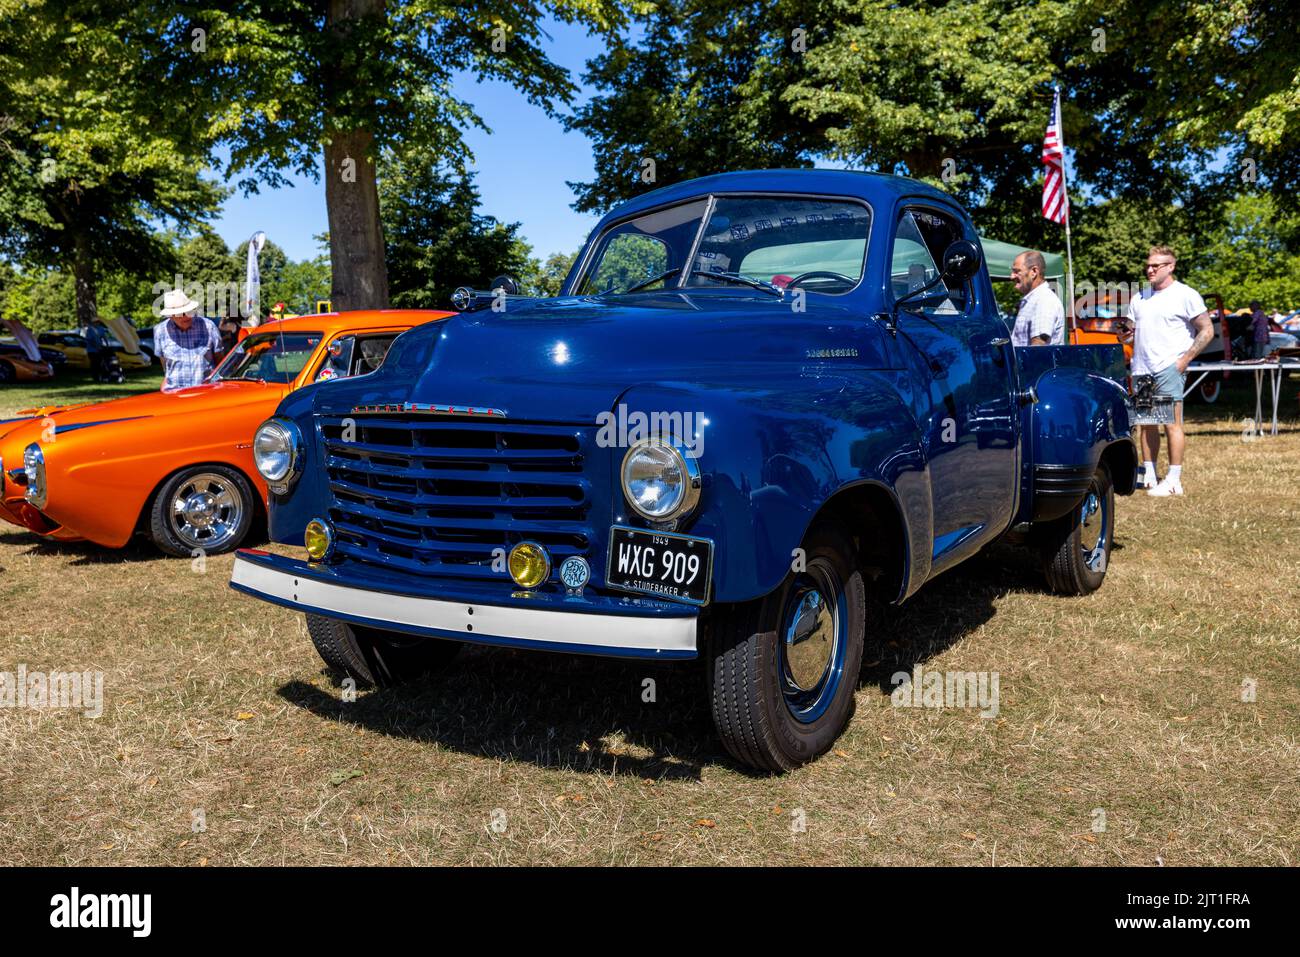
[1,375,1296,865]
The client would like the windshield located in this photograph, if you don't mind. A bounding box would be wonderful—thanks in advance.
[575,195,872,297]
[212,331,321,383]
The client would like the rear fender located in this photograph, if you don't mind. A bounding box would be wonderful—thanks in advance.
[1020,365,1134,524]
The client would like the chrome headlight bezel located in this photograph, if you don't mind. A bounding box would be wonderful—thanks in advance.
[620,439,702,523]
[22,443,46,508]
[252,417,303,494]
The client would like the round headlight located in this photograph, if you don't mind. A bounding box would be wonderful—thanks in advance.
[253,418,299,488]
[620,440,701,522]
[22,443,47,508]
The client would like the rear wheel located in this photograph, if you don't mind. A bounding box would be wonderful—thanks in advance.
[148,465,254,556]
[305,614,461,687]
[706,522,866,772]
[1197,378,1221,403]
[1039,461,1114,595]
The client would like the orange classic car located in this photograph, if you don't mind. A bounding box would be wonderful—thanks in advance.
[0,309,452,555]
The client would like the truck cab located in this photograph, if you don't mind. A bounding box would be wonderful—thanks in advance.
[229,170,1135,771]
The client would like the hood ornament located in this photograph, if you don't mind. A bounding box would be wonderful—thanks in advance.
[350,402,506,418]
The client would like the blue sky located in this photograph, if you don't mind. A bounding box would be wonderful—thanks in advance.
[210,18,608,263]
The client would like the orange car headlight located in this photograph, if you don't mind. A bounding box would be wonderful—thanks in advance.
[22,443,46,508]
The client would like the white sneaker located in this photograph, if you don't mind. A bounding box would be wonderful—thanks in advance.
[1138,469,1158,489]
[1148,476,1183,497]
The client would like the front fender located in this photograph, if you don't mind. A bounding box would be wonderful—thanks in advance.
[619,372,928,604]
[29,419,269,548]
[1021,366,1134,523]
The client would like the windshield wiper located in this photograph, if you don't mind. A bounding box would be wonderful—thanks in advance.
[689,269,784,297]
[620,268,681,294]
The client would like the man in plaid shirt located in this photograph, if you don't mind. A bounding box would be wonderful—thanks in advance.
[153,289,222,391]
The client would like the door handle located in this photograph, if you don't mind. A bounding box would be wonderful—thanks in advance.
[988,337,1011,347]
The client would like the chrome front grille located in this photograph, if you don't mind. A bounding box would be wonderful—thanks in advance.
[318,415,600,581]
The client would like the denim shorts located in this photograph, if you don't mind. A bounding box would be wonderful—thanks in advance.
[1151,363,1186,400]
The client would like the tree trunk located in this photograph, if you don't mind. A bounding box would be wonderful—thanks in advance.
[324,0,389,311]
[324,129,389,311]
[72,231,97,328]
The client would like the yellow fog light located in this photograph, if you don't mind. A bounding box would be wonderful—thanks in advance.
[304,518,333,562]
[508,541,551,589]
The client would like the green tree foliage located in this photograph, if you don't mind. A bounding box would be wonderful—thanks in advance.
[1070,198,1193,288]
[532,251,579,297]
[380,155,537,309]
[566,0,1297,250]
[564,2,820,213]
[0,1,223,326]
[178,230,238,291]
[1183,194,1300,310]
[0,266,75,333]
[149,0,627,310]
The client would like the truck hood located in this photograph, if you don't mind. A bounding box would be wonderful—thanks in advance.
[314,293,883,422]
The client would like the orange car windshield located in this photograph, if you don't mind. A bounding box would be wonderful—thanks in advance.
[213,332,322,384]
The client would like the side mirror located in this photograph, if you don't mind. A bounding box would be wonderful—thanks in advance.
[490,274,520,296]
[941,240,981,284]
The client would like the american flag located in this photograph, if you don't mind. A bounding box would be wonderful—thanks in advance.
[1042,89,1068,224]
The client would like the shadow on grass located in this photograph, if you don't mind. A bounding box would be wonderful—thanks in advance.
[275,539,1098,777]
[0,529,167,565]
[278,647,713,781]
[856,540,1053,697]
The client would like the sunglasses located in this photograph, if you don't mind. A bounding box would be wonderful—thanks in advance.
[1144,261,1175,271]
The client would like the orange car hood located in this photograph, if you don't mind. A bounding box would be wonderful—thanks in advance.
[7,379,288,433]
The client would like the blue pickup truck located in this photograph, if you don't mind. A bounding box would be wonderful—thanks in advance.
[230,170,1135,772]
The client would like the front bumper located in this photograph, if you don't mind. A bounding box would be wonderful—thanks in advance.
[229,550,699,660]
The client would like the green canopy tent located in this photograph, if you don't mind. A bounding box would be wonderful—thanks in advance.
[980,238,1069,315]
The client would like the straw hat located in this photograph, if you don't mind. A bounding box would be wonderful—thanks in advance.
[159,288,201,316]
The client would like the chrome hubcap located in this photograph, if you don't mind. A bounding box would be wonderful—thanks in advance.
[784,589,835,690]
[779,560,845,723]
[1080,487,1108,572]
[170,473,243,550]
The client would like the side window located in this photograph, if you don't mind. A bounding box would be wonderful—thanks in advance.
[351,335,397,375]
[890,208,971,316]
[581,233,671,294]
[316,335,355,382]
[315,334,398,382]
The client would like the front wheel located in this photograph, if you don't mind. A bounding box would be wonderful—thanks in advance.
[305,614,461,687]
[706,522,866,772]
[1039,461,1114,595]
[148,465,255,556]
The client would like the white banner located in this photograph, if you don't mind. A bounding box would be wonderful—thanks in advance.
[243,230,267,323]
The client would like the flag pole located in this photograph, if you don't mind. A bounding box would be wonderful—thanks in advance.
[1055,85,1077,332]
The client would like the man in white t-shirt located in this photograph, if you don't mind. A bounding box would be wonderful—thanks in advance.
[1010,250,1065,346]
[1119,245,1213,497]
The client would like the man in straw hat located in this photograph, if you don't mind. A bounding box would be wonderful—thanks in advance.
[153,288,222,391]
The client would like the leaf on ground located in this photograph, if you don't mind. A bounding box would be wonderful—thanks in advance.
[328,769,364,786]
[235,711,255,721]
[694,819,716,828]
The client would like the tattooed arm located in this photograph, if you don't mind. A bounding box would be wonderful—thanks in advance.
[1176,312,1214,373]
